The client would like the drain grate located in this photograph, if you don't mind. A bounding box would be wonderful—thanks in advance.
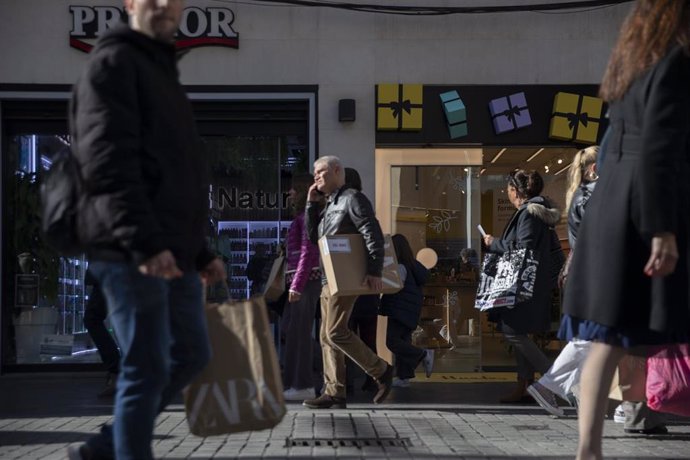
[513,425,549,431]
[285,437,412,448]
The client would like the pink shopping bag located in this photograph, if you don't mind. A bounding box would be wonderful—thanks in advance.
[645,343,690,416]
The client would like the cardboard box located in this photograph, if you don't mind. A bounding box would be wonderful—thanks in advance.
[319,234,402,296]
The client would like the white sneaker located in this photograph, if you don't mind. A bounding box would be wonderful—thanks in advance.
[613,404,626,423]
[422,349,435,378]
[283,387,316,401]
[392,377,410,388]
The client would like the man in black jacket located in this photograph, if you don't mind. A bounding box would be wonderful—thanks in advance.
[303,156,393,408]
[67,1,224,459]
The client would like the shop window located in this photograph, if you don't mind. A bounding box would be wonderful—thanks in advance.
[2,98,312,369]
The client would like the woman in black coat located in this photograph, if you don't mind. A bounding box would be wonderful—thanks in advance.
[483,170,561,403]
[560,2,690,459]
[379,234,433,386]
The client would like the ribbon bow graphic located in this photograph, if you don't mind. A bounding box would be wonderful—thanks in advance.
[499,105,524,126]
[566,112,590,130]
[389,99,413,119]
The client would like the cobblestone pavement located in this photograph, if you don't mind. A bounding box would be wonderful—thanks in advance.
[1,374,689,459]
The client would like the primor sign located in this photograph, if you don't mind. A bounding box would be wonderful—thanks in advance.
[69,5,239,53]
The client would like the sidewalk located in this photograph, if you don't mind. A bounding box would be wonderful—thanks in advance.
[1,373,689,459]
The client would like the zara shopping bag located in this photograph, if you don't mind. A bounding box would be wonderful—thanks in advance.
[474,248,539,311]
[645,344,690,416]
[184,296,286,436]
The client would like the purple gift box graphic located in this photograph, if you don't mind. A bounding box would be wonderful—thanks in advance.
[488,92,532,134]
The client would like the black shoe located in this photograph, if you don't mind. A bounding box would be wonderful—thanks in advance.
[67,444,92,460]
[302,393,347,409]
[361,376,377,392]
[373,364,394,404]
[97,373,117,398]
[624,425,668,435]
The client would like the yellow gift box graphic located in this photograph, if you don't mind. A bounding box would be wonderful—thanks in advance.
[549,92,603,143]
[377,84,423,131]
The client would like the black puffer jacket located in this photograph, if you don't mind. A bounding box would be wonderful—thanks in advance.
[488,196,561,334]
[379,260,429,330]
[71,26,213,271]
[306,186,385,277]
[567,181,596,248]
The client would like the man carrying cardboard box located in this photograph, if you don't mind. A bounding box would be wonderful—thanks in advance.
[303,156,394,408]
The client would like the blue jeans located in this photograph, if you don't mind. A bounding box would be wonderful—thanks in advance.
[86,261,211,460]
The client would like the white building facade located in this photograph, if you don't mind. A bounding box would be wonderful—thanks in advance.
[0,0,631,370]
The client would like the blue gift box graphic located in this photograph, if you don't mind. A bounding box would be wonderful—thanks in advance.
[440,90,467,139]
[488,92,532,134]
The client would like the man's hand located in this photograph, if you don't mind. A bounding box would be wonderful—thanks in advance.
[364,275,383,292]
[483,234,495,247]
[288,290,302,303]
[307,182,323,202]
[201,257,227,286]
[138,250,183,279]
[644,232,678,277]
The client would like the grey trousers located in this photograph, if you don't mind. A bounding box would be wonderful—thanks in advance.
[503,333,552,381]
[622,401,666,430]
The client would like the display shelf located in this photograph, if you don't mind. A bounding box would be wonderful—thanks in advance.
[217,220,291,298]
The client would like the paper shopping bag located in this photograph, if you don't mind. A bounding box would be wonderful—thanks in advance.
[609,354,646,402]
[184,296,286,436]
[263,255,285,302]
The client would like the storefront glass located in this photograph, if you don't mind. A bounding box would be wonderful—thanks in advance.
[2,109,310,368]
[388,147,578,373]
[391,165,483,372]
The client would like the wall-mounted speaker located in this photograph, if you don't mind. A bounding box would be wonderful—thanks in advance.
[338,99,356,122]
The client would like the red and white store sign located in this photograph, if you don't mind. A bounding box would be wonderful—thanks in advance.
[69,5,239,53]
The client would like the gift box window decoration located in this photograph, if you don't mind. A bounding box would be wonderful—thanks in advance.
[488,92,532,134]
[439,90,468,139]
[376,84,423,131]
[549,92,604,144]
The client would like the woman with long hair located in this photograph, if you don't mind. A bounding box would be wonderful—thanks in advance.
[527,145,599,416]
[560,2,690,458]
[482,169,561,404]
[282,173,323,401]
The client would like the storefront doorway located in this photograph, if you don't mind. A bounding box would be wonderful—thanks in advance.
[376,146,578,373]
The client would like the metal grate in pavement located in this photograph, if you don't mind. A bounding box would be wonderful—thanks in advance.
[513,424,550,431]
[285,437,412,448]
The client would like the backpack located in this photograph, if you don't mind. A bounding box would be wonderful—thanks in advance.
[40,147,85,256]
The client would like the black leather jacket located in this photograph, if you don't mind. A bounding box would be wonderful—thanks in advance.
[567,181,596,248]
[306,186,385,277]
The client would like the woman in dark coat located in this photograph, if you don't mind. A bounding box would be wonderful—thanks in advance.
[379,234,434,386]
[560,2,690,458]
[482,170,561,403]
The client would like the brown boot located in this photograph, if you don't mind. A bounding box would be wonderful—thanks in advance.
[499,378,532,403]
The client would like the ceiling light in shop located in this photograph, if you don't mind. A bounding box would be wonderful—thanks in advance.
[526,148,544,162]
[554,164,570,175]
[490,148,507,163]
[479,168,486,175]
[557,158,563,164]
[544,165,550,173]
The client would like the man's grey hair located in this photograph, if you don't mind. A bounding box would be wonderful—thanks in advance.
[314,155,345,181]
